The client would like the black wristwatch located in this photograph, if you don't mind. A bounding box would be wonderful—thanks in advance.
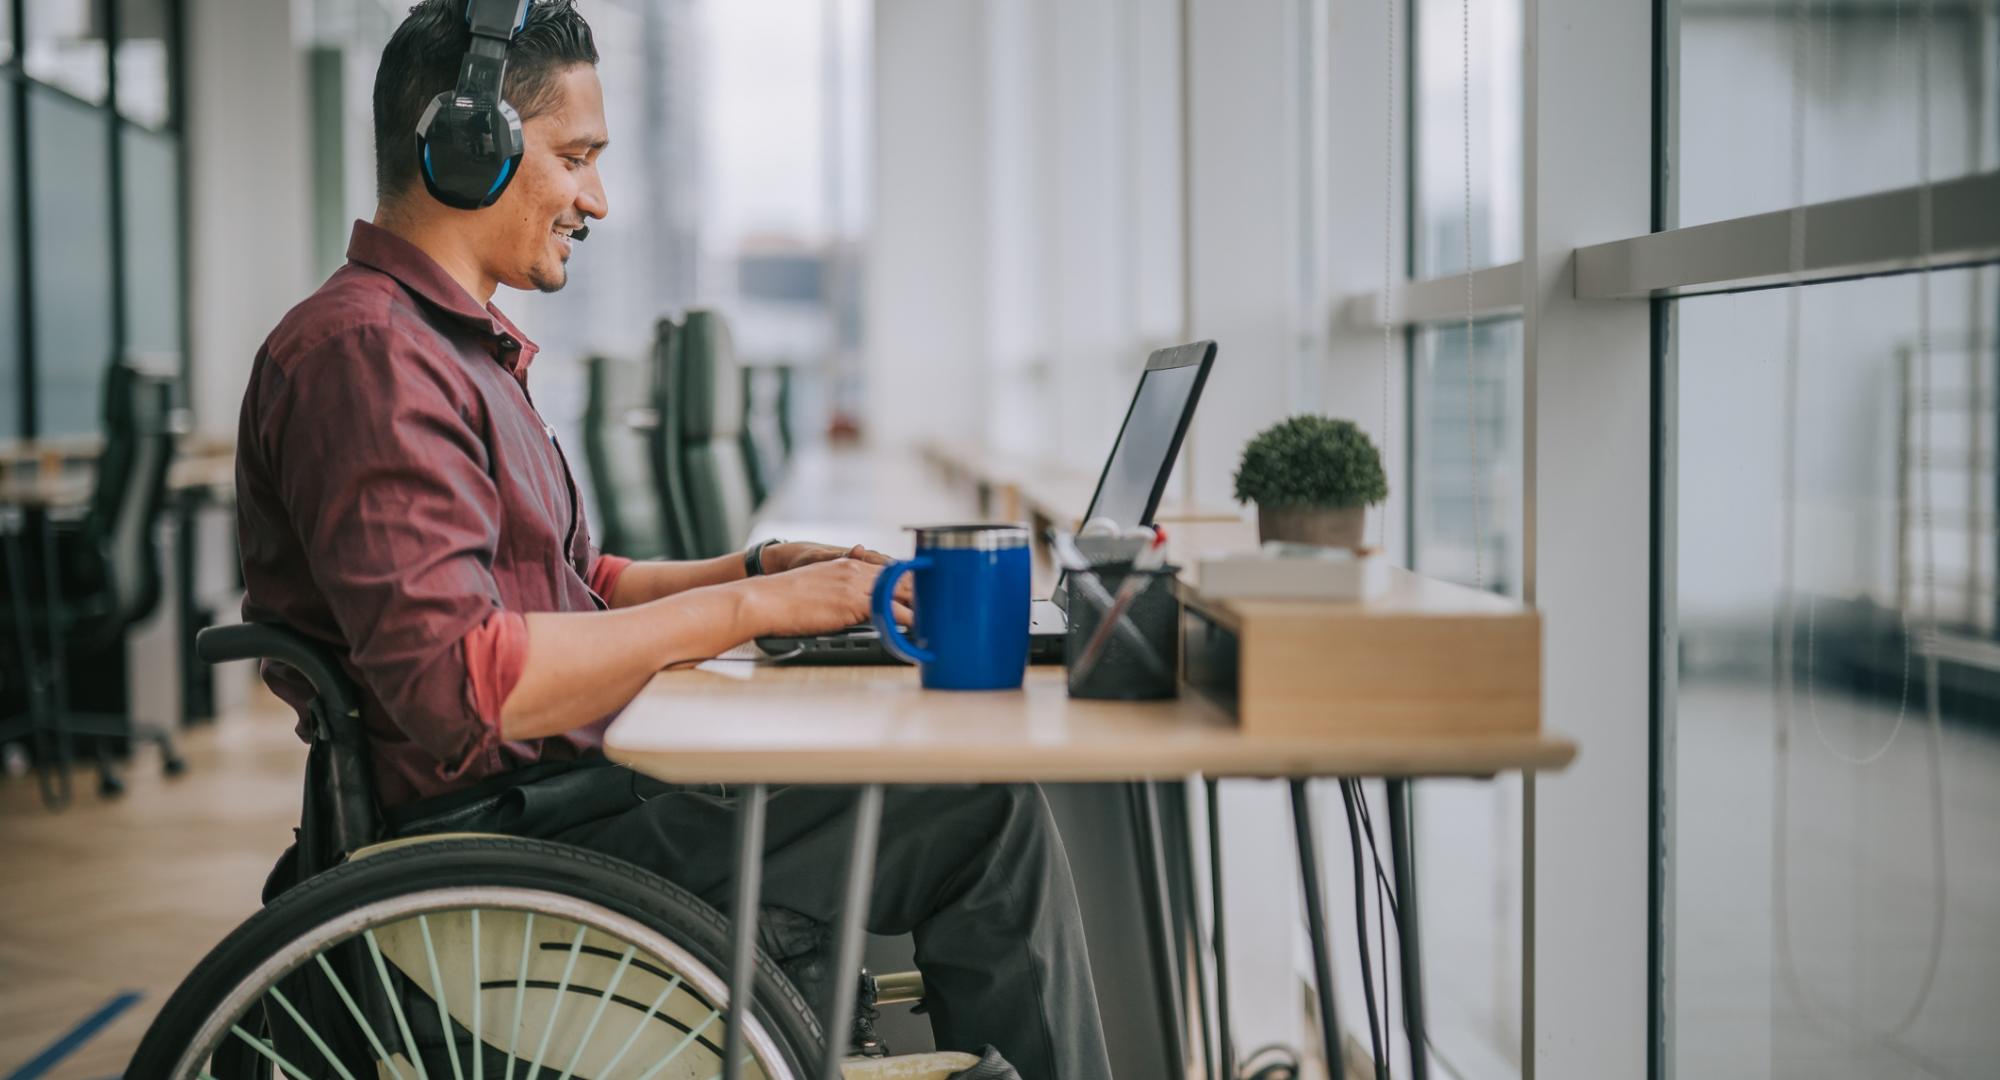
[745,538,784,577]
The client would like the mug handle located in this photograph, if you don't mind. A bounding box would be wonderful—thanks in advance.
[871,557,935,665]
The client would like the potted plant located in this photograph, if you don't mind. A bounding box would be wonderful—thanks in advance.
[1232,415,1388,548]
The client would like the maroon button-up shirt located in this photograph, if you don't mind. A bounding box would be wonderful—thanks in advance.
[237,220,627,808]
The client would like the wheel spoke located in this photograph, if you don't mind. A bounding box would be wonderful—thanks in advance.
[633,1007,723,1080]
[556,943,637,1080]
[314,952,407,1080]
[366,927,431,1080]
[419,914,467,1080]
[229,1023,315,1080]
[594,973,684,1078]
[266,985,360,1080]
[472,909,483,1080]
[523,923,588,1080]
[504,912,536,1080]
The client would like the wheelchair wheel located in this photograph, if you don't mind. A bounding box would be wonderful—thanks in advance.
[129,836,822,1080]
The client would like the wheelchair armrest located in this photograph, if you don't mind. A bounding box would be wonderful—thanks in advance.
[196,622,363,719]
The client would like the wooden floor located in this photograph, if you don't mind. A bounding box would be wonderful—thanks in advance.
[0,690,302,1078]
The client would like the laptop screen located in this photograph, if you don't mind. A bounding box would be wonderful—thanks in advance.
[1083,361,1203,529]
[1053,341,1214,612]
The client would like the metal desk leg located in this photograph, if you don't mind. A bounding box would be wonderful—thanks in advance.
[1289,780,1342,1077]
[1131,781,1189,1077]
[723,784,769,1080]
[820,784,884,1080]
[1206,777,1235,1080]
[1387,779,1430,1080]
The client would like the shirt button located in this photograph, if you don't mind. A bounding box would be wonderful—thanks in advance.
[498,335,518,349]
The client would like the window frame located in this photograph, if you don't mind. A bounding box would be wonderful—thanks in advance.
[2,0,187,441]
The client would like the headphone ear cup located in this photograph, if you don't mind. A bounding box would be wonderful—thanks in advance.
[415,91,525,210]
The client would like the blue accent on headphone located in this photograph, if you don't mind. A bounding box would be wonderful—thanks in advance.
[422,142,434,182]
[484,157,514,199]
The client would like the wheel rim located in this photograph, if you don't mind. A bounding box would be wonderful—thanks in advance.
[168,886,798,1080]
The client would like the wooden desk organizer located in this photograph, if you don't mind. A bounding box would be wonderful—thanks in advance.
[1179,565,1542,737]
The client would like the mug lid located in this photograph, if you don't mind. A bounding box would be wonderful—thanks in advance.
[908,523,1031,550]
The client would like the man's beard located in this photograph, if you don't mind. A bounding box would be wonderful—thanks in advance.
[529,262,569,293]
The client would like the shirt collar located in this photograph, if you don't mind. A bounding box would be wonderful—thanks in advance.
[345,220,541,369]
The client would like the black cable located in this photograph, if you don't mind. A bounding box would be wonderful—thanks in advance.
[1340,781,1388,1080]
[1350,781,1394,1078]
[1354,779,1404,1078]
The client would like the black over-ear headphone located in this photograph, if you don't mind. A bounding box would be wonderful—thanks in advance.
[415,0,534,210]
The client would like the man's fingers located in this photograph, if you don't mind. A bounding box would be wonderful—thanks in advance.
[891,601,916,628]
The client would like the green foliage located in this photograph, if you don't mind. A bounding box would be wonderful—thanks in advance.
[1232,415,1389,508]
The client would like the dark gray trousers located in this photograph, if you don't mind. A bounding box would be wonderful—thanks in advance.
[542,779,1114,1080]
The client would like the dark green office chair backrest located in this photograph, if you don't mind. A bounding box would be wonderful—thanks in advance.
[90,363,178,637]
[676,309,757,559]
[645,316,699,560]
[581,354,670,560]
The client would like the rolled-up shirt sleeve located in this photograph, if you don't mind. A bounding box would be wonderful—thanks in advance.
[588,551,633,603]
[261,326,512,779]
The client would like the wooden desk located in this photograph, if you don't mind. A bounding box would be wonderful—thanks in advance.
[608,666,1572,785]
[607,443,1568,1080]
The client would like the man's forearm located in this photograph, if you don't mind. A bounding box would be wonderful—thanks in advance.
[606,553,747,608]
[499,580,756,741]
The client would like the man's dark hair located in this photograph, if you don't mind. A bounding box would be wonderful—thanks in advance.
[373,0,599,200]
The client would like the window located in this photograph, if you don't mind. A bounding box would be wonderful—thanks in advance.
[1413,317,1524,596]
[1412,0,1522,276]
[114,0,172,128]
[1402,1,1529,1073]
[27,84,113,434]
[1670,265,2000,1080]
[1677,0,1999,228]
[3,0,182,439]
[1,0,15,65]
[23,0,106,104]
[1661,3,2000,1077]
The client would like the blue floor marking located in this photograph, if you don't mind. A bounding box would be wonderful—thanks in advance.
[3,991,143,1080]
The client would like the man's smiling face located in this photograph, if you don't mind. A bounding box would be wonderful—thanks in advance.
[482,63,609,294]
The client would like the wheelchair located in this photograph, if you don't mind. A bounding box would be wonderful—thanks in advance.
[130,623,975,1080]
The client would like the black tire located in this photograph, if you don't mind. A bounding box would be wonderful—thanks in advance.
[128,835,824,1079]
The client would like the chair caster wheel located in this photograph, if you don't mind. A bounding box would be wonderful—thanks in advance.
[98,772,126,798]
[163,756,188,778]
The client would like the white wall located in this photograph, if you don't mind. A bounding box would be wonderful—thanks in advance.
[865,0,986,449]
[184,0,315,439]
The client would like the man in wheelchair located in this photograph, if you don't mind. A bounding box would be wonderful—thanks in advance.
[226,2,1112,1076]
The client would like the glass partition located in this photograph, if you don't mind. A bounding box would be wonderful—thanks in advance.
[27,84,113,434]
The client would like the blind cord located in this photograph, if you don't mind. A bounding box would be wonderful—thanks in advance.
[1463,0,1484,592]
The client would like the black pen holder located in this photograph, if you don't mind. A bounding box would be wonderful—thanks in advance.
[1065,564,1180,700]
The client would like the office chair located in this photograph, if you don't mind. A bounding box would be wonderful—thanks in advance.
[0,362,188,805]
[678,310,758,559]
[644,315,701,560]
[581,354,672,560]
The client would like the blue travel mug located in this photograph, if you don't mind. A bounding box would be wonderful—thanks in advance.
[870,524,1032,690]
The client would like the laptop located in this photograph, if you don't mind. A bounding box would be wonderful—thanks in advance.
[759,339,1217,665]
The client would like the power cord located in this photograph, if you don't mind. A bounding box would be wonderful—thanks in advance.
[1340,781,1388,1080]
